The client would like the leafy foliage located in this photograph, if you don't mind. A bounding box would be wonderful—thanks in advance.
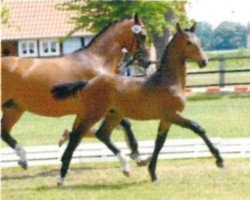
[1,2,9,25]
[59,0,189,41]
[196,22,213,50]
[211,21,247,50]
[197,21,248,50]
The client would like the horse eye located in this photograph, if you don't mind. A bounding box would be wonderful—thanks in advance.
[187,41,192,45]
[140,34,146,41]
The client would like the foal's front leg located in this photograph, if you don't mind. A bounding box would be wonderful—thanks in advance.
[173,112,224,168]
[148,121,171,182]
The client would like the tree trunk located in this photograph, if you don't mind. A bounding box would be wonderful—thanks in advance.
[152,10,174,62]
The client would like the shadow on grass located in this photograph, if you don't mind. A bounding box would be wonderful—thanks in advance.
[1,165,120,181]
[36,180,148,191]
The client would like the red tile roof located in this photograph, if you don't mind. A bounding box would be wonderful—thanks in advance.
[2,0,91,40]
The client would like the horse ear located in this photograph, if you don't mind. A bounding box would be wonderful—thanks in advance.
[176,22,183,33]
[190,22,196,33]
[134,13,139,24]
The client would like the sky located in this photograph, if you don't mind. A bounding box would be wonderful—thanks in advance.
[186,0,250,28]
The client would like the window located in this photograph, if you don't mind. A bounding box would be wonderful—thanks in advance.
[84,36,94,47]
[62,37,82,55]
[18,40,38,57]
[39,39,60,57]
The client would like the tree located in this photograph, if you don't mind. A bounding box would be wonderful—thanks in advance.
[196,22,213,50]
[211,21,247,50]
[59,0,189,60]
[247,22,250,33]
[1,2,9,25]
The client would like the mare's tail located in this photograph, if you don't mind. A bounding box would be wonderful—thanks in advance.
[51,80,88,100]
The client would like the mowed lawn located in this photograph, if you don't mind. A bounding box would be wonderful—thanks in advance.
[2,158,250,200]
[1,95,250,147]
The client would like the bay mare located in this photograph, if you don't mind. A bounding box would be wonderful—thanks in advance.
[1,15,150,169]
[52,23,224,184]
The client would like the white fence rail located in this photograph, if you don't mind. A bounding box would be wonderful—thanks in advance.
[1,138,250,168]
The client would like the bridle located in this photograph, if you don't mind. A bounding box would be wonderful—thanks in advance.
[119,25,151,69]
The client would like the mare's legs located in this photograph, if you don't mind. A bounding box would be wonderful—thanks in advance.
[173,112,224,167]
[95,111,130,176]
[1,102,27,169]
[148,121,171,182]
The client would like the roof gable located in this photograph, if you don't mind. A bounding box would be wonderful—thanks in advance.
[2,0,91,40]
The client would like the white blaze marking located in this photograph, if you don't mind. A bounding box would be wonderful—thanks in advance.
[116,152,130,172]
[15,143,27,162]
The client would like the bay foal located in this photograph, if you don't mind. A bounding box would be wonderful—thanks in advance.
[52,23,224,184]
[1,15,150,169]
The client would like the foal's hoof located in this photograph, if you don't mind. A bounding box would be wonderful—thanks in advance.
[137,156,152,167]
[57,177,64,186]
[18,160,28,170]
[216,159,224,168]
[122,170,130,177]
[151,175,158,183]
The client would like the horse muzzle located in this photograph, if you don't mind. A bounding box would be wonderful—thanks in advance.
[198,59,208,68]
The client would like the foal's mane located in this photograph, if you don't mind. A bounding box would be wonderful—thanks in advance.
[144,33,177,86]
[74,17,131,53]
[145,28,194,87]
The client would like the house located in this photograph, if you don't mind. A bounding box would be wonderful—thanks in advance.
[1,0,93,57]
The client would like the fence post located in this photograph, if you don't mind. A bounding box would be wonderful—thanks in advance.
[219,56,225,88]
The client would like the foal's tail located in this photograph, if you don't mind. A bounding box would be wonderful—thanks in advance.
[51,80,88,100]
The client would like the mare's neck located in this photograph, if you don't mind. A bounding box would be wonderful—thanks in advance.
[77,25,128,73]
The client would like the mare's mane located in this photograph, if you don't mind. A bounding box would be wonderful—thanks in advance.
[73,17,131,53]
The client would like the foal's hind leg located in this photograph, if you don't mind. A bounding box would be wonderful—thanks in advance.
[58,115,96,185]
[173,112,224,168]
[1,103,27,169]
[95,111,130,177]
[119,119,145,166]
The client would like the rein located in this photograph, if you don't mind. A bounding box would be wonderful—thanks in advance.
[118,25,150,71]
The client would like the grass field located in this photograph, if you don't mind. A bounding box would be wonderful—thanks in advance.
[1,50,250,200]
[1,158,250,200]
[188,49,250,71]
[1,94,250,147]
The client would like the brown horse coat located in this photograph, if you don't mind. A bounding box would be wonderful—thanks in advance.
[52,23,223,184]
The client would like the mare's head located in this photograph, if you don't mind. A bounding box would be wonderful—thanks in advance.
[172,23,208,68]
[122,14,151,68]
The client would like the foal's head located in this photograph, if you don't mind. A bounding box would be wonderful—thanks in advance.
[173,23,208,68]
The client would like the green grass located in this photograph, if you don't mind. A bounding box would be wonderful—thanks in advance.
[207,49,250,58]
[1,95,250,147]
[187,49,250,71]
[2,158,250,200]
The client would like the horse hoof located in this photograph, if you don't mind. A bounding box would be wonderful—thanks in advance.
[152,179,158,184]
[151,176,158,183]
[18,160,28,170]
[57,181,63,186]
[137,156,152,167]
[57,177,64,186]
[122,170,130,177]
[216,159,224,168]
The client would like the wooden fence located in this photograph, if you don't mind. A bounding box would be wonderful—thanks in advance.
[1,138,250,168]
[135,55,250,88]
